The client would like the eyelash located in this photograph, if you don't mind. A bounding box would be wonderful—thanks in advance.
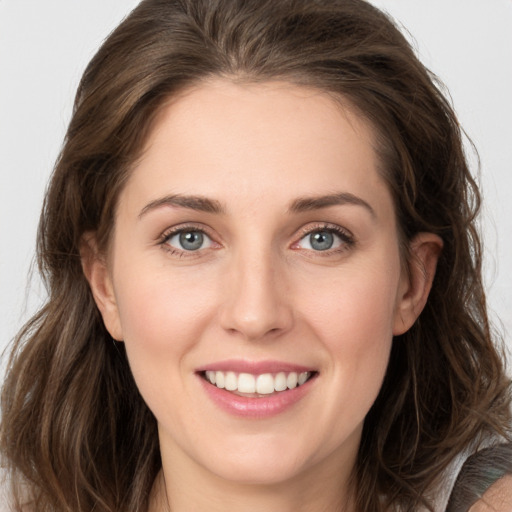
[293,223,355,255]
[158,223,217,257]
[158,223,355,257]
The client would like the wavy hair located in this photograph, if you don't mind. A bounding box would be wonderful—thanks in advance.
[2,0,510,510]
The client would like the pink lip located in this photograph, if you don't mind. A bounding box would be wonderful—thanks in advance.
[196,360,318,419]
[197,359,313,374]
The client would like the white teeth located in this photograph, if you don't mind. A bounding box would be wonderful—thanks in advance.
[215,371,225,389]
[238,373,256,393]
[205,370,312,394]
[256,373,274,394]
[225,371,237,391]
[274,372,288,391]
[298,372,309,386]
[287,372,298,389]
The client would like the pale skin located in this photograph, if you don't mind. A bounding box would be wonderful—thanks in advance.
[83,79,444,511]
[469,475,512,512]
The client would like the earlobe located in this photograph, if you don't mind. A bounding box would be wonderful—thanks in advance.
[393,232,443,336]
[80,232,124,341]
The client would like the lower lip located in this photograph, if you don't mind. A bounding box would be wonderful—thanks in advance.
[198,374,316,418]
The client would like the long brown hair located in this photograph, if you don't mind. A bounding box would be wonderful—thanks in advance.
[2,0,510,510]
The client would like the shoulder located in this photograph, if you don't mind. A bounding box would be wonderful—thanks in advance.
[468,474,512,512]
[445,441,512,512]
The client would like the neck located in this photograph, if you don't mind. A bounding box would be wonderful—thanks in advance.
[149,442,357,512]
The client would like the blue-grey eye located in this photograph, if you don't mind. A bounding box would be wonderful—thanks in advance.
[296,228,347,252]
[180,231,204,250]
[309,231,334,251]
[166,230,212,251]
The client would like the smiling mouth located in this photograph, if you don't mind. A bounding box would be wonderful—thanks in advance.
[201,370,317,397]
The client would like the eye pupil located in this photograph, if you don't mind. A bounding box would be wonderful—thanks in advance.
[179,231,204,250]
[310,231,334,251]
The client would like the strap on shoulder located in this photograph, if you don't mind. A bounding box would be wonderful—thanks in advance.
[445,442,512,512]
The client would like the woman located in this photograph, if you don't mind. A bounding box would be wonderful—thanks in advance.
[1,0,511,511]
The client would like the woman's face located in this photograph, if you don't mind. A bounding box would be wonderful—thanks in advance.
[90,80,427,487]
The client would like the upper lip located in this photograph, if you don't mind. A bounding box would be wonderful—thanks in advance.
[196,359,316,374]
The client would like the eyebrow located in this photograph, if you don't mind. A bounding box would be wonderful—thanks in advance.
[138,191,375,219]
[288,192,376,218]
[138,194,225,218]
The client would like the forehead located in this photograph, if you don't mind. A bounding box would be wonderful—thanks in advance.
[123,79,390,217]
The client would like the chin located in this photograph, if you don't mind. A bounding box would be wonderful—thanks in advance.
[186,434,306,485]
[208,457,307,486]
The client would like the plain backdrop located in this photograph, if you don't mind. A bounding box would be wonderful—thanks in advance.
[1,0,511,377]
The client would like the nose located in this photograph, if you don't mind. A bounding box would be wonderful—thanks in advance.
[219,247,294,341]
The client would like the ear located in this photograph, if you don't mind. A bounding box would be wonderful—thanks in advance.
[393,232,443,335]
[80,232,124,341]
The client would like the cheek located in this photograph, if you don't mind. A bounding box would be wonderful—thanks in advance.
[111,261,218,397]
[299,260,400,415]
[324,288,394,388]
[113,255,214,343]
[303,258,400,347]
[110,270,222,441]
